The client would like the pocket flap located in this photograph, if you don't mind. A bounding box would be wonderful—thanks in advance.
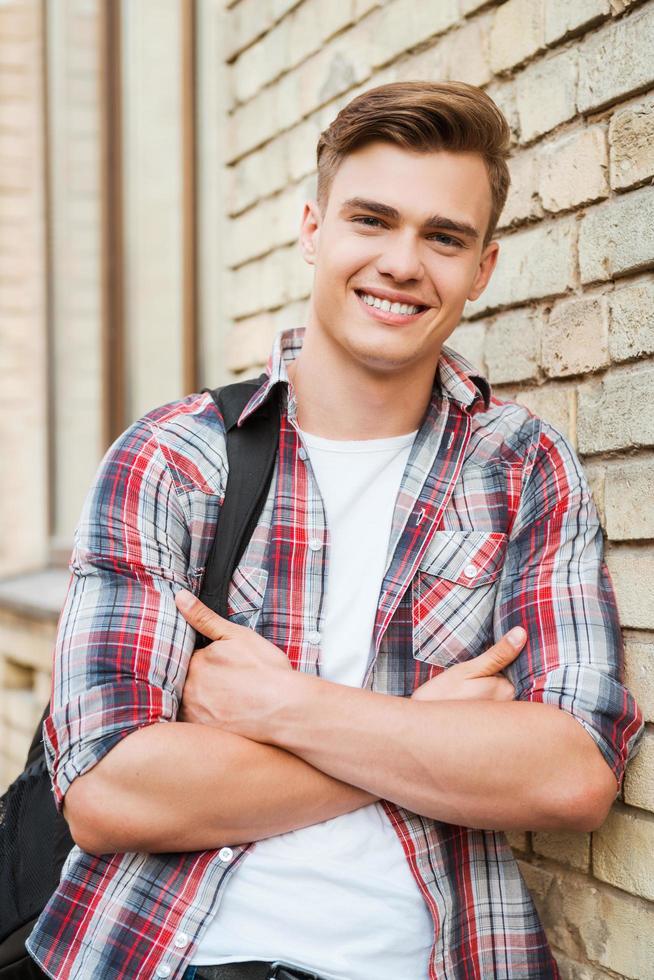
[418,531,508,586]
[227,565,269,616]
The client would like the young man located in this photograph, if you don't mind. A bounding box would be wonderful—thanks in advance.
[27,81,643,980]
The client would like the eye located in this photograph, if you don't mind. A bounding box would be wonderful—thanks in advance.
[428,233,464,249]
[351,215,385,228]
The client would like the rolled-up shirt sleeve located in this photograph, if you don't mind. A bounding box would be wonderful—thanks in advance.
[495,419,644,792]
[43,415,199,812]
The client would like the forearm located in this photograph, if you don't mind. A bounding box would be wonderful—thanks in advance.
[266,675,617,831]
[64,720,376,854]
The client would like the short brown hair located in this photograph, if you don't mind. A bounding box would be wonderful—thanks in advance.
[316,80,511,247]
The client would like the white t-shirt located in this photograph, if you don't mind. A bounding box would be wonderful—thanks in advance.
[191,426,433,979]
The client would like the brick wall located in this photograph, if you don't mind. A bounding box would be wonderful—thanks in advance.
[1,0,652,973]
[0,0,48,579]
[220,0,654,975]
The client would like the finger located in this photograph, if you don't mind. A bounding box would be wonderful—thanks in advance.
[175,589,235,641]
[466,627,527,678]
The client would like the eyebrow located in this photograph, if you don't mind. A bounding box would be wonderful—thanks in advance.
[339,196,480,241]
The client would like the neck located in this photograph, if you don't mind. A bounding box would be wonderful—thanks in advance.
[286,328,438,440]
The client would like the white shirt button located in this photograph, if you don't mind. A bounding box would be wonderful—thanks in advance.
[173,932,189,949]
[463,563,478,579]
[307,630,321,645]
[308,538,323,551]
[218,846,234,862]
[298,446,308,460]
[155,965,172,978]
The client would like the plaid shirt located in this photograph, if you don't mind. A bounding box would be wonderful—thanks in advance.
[27,326,643,980]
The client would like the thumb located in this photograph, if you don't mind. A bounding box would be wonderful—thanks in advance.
[175,589,235,641]
[466,627,527,678]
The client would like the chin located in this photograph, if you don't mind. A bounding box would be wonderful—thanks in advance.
[344,335,424,374]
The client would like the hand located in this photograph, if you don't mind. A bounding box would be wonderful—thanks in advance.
[411,627,526,703]
[174,589,294,739]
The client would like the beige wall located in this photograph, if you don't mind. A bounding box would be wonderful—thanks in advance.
[46,0,105,551]
[0,0,48,577]
[1,0,653,975]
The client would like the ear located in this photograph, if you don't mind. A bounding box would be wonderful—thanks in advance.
[298,199,322,266]
[467,240,500,302]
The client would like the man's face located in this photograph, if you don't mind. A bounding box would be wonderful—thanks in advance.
[299,141,499,377]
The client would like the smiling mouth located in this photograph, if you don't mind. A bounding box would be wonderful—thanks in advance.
[354,289,429,324]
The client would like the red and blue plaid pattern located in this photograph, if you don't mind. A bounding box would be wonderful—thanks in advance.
[26,327,643,979]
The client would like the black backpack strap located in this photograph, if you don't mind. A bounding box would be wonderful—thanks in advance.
[197,373,282,625]
[22,376,281,760]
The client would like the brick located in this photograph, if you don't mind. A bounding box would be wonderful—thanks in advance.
[578,4,654,112]
[7,724,31,769]
[504,830,529,852]
[315,0,358,44]
[517,391,574,454]
[605,545,654,630]
[518,860,654,975]
[554,952,623,980]
[489,0,545,73]
[0,658,32,690]
[609,95,654,191]
[544,0,610,45]
[229,139,288,215]
[227,84,282,163]
[0,67,36,101]
[484,79,519,146]
[229,242,311,319]
[225,0,276,61]
[485,307,542,383]
[2,688,37,732]
[226,313,278,372]
[605,457,654,540]
[532,830,591,870]
[446,321,487,374]
[578,363,654,453]
[625,638,654,723]
[516,49,578,143]
[271,297,309,335]
[608,275,654,363]
[231,182,302,266]
[354,0,380,17]
[539,126,609,213]
[33,668,51,705]
[295,26,371,119]
[499,148,542,228]
[459,0,496,14]
[370,0,459,69]
[579,187,654,284]
[231,17,289,107]
[0,5,40,41]
[286,114,322,184]
[624,726,654,813]
[0,39,40,73]
[593,803,654,900]
[235,0,359,112]
[467,219,576,315]
[576,454,603,518]
[402,38,451,88]
[542,296,609,378]
[442,12,493,88]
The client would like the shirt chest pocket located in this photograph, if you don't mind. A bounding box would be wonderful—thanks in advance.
[226,564,268,630]
[411,531,508,669]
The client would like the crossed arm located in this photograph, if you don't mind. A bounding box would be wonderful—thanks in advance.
[65,593,618,856]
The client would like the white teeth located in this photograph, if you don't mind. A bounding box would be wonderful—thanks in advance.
[359,291,422,316]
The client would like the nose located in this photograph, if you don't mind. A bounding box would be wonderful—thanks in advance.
[375,230,424,283]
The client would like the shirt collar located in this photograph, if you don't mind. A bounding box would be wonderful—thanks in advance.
[236,325,491,427]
